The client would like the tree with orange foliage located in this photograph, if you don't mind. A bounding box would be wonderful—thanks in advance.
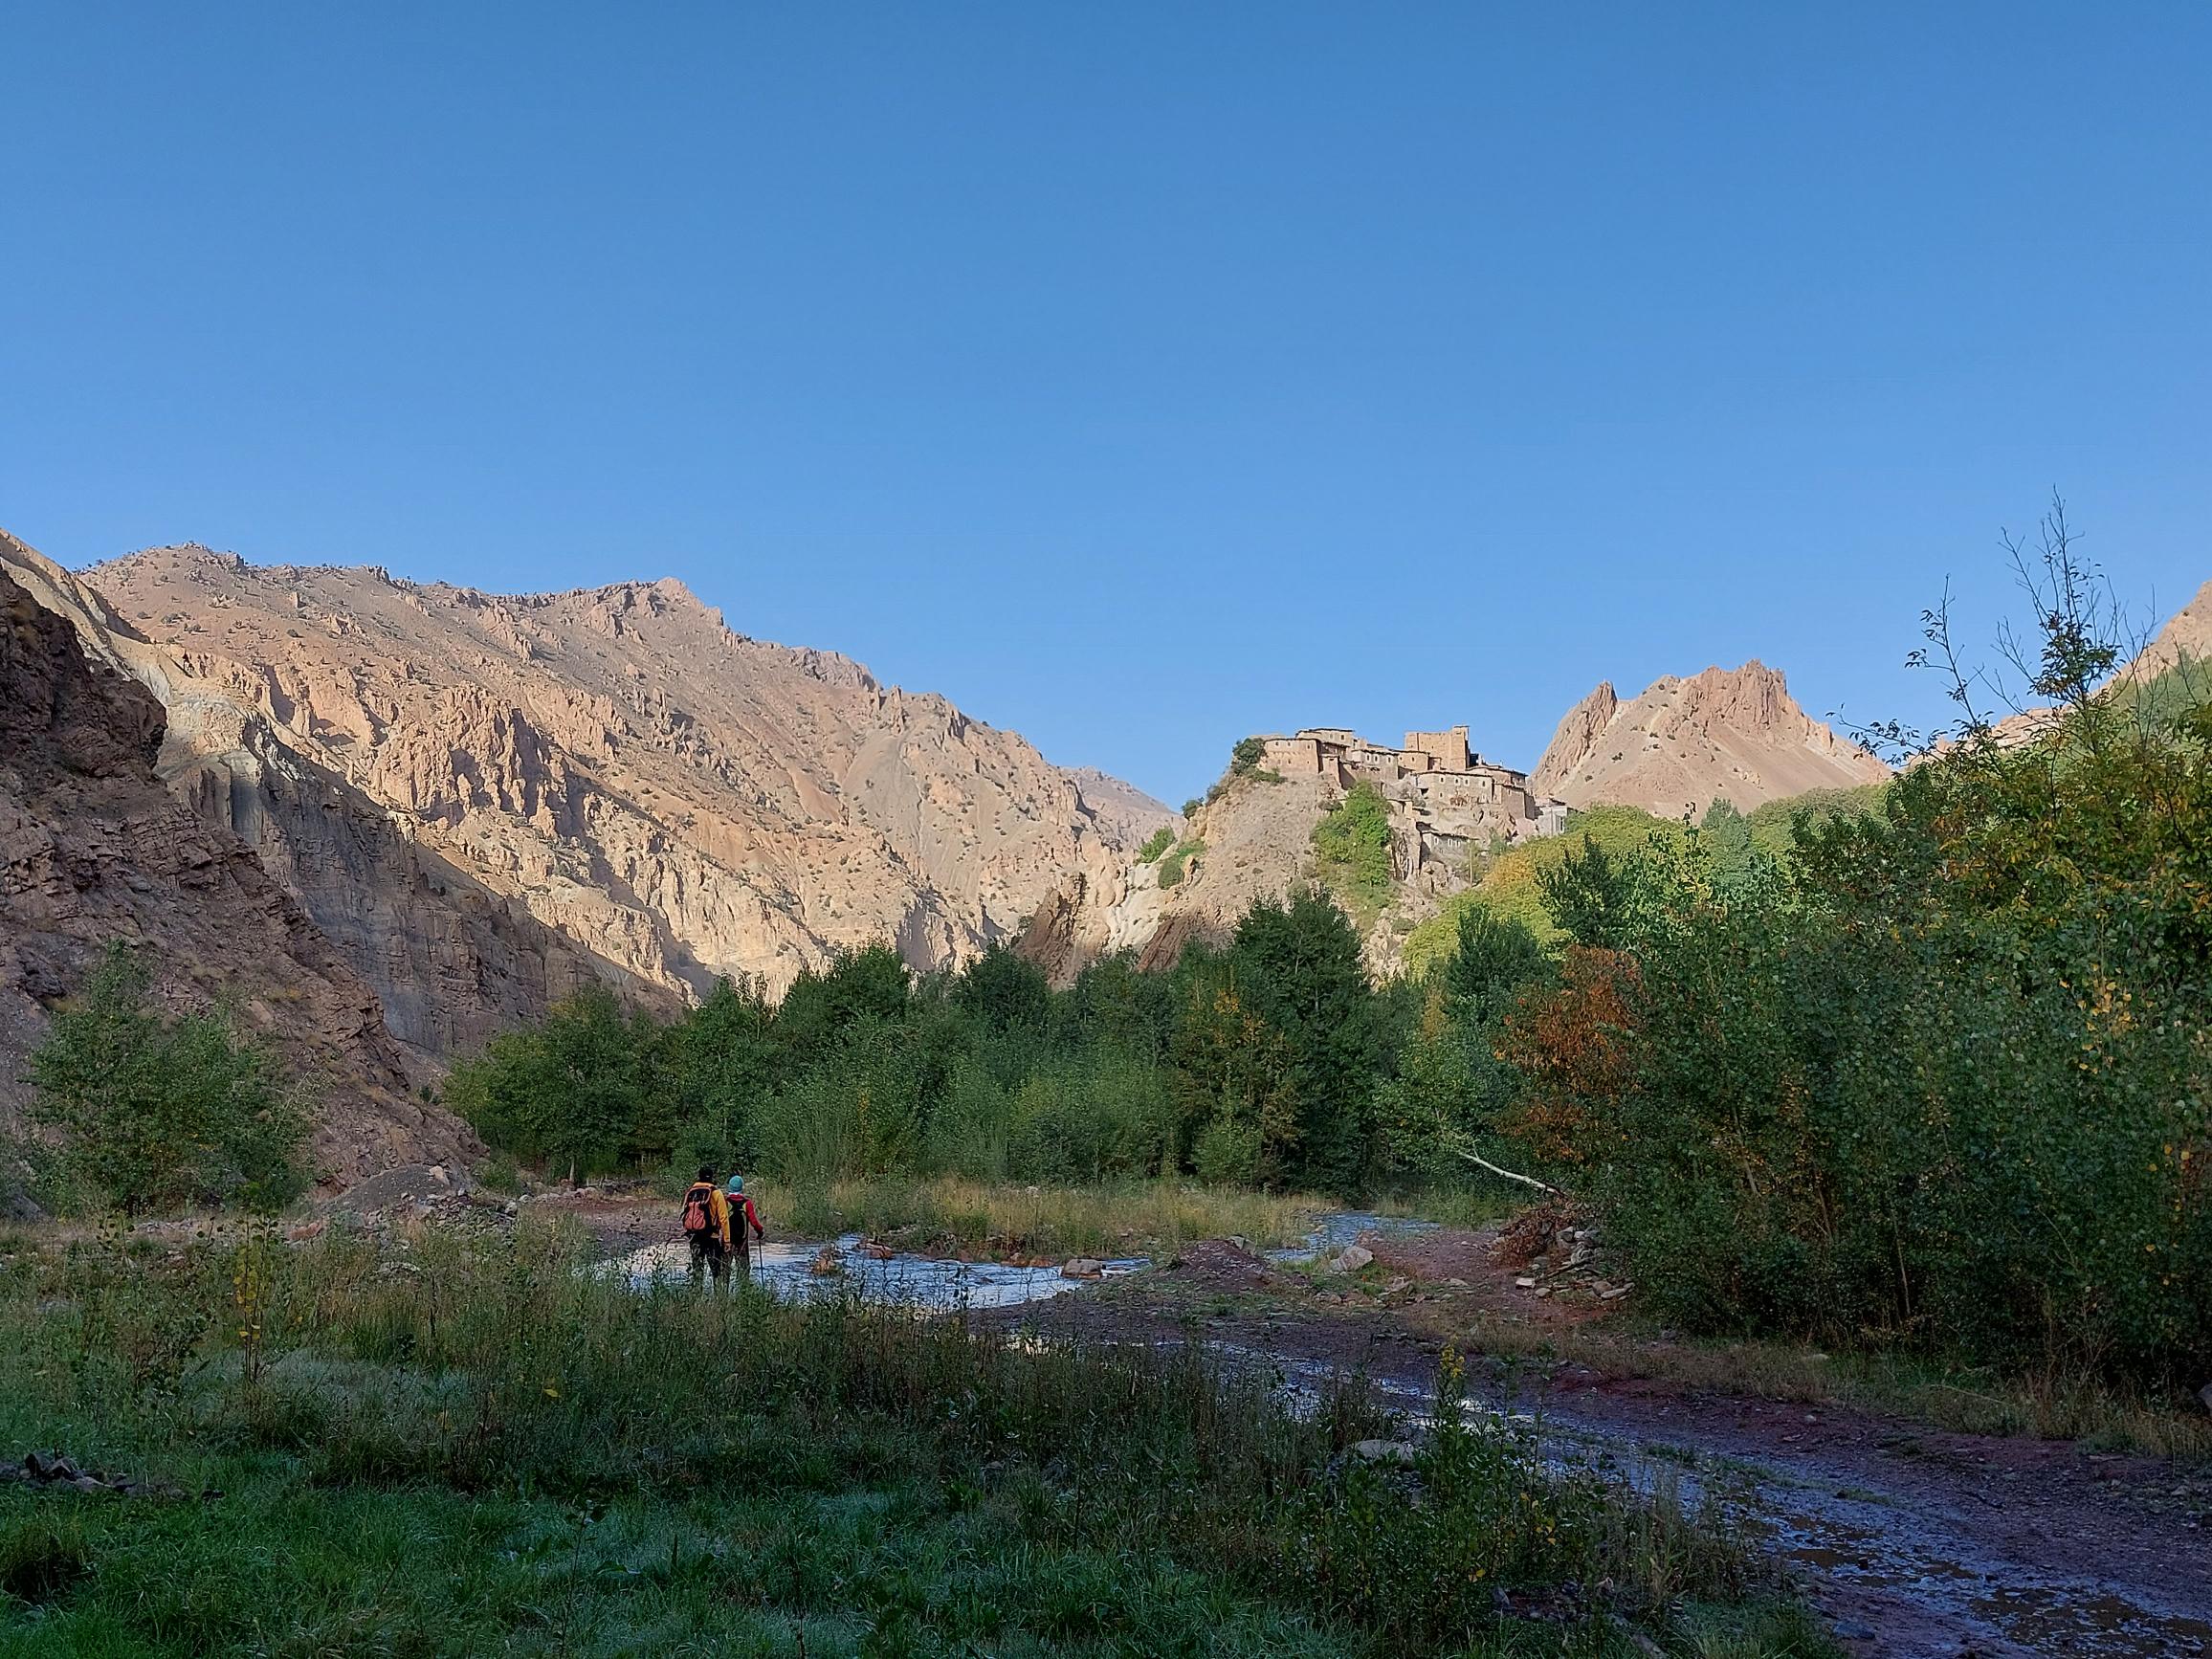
[1495,946,1639,1167]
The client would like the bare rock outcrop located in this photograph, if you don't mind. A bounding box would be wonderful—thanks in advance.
[0,562,476,1182]
[1,531,656,1058]
[2126,579,2212,684]
[64,542,1173,1013]
[1533,661,1889,817]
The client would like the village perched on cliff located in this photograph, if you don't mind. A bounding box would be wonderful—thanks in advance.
[1257,724,1569,894]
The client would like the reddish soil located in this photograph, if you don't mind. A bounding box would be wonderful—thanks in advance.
[984,1225,2212,1659]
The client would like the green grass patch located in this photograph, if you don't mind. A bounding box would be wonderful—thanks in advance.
[0,1219,1824,1656]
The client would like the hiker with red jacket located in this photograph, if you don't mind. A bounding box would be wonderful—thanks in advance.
[680,1165,733,1291]
[724,1174,765,1276]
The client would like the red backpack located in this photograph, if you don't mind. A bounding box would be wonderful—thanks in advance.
[680,1183,716,1236]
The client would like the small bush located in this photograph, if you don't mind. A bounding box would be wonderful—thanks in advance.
[1135,827,1176,864]
[1157,839,1204,889]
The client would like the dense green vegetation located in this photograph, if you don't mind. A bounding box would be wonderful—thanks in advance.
[1405,542,2212,1394]
[0,1222,1811,1656]
[1154,836,1203,888]
[451,891,1408,1202]
[16,943,306,1216]
[441,544,2211,1400]
[1135,825,1176,863]
[1310,782,1396,918]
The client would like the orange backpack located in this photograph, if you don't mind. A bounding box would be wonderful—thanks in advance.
[680,1183,716,1235]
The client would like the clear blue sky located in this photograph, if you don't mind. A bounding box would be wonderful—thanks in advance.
[5,4,2207,804]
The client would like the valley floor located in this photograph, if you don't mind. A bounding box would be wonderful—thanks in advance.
[529,1185,2212,1658]
[8,1183,2207,1656]
[984,1229,2212,1659]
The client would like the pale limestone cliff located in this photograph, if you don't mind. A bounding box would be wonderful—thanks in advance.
[1,531,653,1058]
[69,542,1172,1014]
[0,562,476,1182]
[1532,661,1889,817]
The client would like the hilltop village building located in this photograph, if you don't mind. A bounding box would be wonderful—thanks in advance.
[1258,724,1567,890]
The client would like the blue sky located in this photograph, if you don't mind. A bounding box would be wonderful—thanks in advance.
[5,4,2207,804]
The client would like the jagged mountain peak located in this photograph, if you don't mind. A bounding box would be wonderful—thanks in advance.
[1533,659,1888,818]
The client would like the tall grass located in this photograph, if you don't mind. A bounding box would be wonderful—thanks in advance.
[0,1219,1825,1656]
[754,1175,1325,1258]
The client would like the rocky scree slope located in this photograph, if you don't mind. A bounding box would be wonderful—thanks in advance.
[1,530,643,1060]
[73,542,1174,1011]
[0,561,475,1180]
[1534,660,1889,817]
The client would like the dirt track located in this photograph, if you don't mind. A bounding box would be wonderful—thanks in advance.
[982,1231,2212,1659]
[551,1193,2211,1657]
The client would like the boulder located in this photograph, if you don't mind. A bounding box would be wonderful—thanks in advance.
[1061,1258,1105,1280]
[1326,1244,1373,1274]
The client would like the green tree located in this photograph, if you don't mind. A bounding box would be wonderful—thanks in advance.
[664,975,777,1171]
[1535,837,1642,950]
[1310,783,1395,918]
[775,945,913,1062]
[1228,891,1382,1194]
[953,944,1051,1036]
[446,986,660,1181]
[1696,799,1757,894]
[28,943,306,1215]
[1170,976,1301,1185]
[1441,907,1549,1028]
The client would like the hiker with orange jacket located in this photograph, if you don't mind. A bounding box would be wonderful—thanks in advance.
[724,1174,765,1276]
[680,1165,733,1291]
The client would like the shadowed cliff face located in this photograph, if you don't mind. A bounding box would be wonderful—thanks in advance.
[1,530,660,1060]
[1532,660,1891,817]
[61,542,1172,1014]
[0,563,476,1181]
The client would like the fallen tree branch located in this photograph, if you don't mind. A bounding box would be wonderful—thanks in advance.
[1452,1146,1559,1195]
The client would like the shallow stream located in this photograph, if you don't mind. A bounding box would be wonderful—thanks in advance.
[607,1233,1146,1309]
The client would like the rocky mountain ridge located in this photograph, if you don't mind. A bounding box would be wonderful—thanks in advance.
[2126,578,2212,684]
[0,558,475,1179]
[1532,660,1890,818]
[31,536,1172,1040]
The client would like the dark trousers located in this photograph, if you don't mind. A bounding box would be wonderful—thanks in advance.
[689,1234,729,1290]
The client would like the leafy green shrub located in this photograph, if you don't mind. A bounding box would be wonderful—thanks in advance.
[27,942,306,1215]
[1135,826,1176,863]
[1310,783,1394,917]
[1156,839,1203,888]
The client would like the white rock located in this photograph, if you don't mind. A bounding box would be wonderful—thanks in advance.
[1351,1439,1418,1465]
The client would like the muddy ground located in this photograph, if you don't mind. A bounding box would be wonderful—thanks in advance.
[986,1229,2212,1659]
[542,1192,2211,1659]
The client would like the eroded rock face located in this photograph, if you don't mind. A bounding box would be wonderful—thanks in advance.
[1532,660,1889,816]
[2128,579,2212,683]
[66,542,1172,1013]
[1,531,660,1060]
[0,563,476,1182]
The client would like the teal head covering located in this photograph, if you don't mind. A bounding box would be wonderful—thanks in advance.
[725,1175,744,1195]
